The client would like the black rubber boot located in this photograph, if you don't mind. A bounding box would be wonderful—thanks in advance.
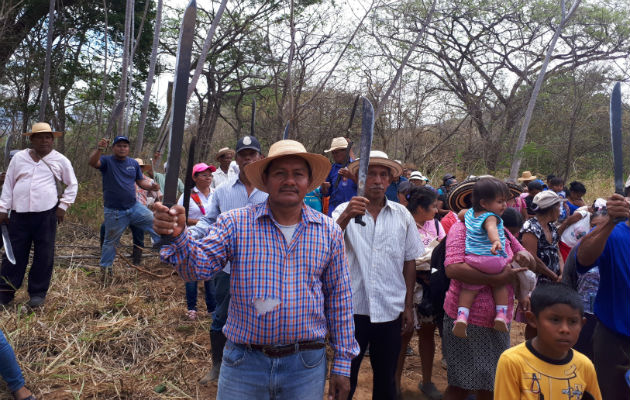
[200,330,227,384]
[132,246,142,266]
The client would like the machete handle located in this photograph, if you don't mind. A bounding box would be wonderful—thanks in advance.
[354,215,366,226]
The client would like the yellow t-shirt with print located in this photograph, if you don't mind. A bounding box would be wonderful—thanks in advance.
[494,341,601,400]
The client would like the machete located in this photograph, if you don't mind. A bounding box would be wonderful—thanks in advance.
[610,82,624,195]
[333,95,361,191]
[162,0,196,241]
[1,225,15,265]
[355,97,375,226]
[283,121,290,140]
[251,98,256,135]
[183,136,196,221]
[105,101,126,142]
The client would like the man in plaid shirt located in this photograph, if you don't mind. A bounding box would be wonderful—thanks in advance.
[154,140,359,400]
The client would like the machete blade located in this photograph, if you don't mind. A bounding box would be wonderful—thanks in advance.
[183,136,196,221]
[346,94,360,134]
[355,97,374,226]
[251,98,256,136]
[610,82,624,195]
[163,0,196,210]
[283,121,290,140]
[104,101,126,141]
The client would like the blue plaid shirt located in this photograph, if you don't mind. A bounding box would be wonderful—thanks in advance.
[161,201,359,376]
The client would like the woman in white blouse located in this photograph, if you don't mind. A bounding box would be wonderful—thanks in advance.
[177,163,217,319]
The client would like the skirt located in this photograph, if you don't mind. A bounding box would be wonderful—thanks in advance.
[442,315,510,391]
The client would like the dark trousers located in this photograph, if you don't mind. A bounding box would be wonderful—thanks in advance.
[574,313,597,361]
[0,207,57,303]
[210,271,231,332]
[99,223,145,248]
[593,321,630,400]
[349,314,402,400]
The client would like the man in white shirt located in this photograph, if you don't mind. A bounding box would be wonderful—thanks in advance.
[0,123,78,308]
[211,147,237,189]
[333,150,423,399]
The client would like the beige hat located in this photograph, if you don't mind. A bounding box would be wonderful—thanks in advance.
[215,147,235,160]
[23,122,62,138]
[533,190,564,210]
[243,140,331,193]
[324,137,349,153]
[348,150,403,178]
[517,171,537,182]
[134,158,152,171]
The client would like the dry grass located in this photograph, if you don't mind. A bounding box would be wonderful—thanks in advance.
[0,224,216,399]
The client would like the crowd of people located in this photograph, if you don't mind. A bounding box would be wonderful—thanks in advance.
[0,125,628,400]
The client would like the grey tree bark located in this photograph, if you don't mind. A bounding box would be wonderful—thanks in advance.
[38,0,55,121]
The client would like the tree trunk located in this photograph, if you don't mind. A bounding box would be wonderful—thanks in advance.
[97,0,109,137]
[197,100,221,161]
[39,0,55,121]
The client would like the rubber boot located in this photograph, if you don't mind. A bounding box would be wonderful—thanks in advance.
[200,330,227,384]
[132,246,142,266]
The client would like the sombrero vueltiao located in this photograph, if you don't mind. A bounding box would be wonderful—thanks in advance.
[23,122,63,138]
[243,140,331,193]
[447,175,522,213]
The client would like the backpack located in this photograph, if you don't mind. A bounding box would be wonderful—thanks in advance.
[428,237,449,320]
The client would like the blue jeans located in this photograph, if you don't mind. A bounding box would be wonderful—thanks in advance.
[217,341,326,400]
[100,223,146,248]
[185,280,216,312]
[100,203,159,268]
[211,271,231,332]
[0,329,25,392]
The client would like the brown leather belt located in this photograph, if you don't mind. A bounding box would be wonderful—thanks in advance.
[244,340,326,358]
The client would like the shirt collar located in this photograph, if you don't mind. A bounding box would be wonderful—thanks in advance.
[254,200,323,225]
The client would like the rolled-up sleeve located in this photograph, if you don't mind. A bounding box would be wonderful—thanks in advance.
[160,213,233,281]
[58,157,78,210]
[321,225,360,376]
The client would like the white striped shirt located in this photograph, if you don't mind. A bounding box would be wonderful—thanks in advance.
[333,199,423,323]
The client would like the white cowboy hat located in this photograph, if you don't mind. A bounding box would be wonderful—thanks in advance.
[244,140,331,193]
[348,150,403,178]
[324,137,349,153]
[23,122,62,138]
[215,147,235,160]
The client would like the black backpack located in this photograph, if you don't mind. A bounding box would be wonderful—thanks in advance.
[428,236,449,320]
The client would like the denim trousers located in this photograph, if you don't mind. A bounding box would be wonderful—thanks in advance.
[100,202,159,267]
[217,340,326,400]
[0,329,25,392]
[100,223,146,249]
[185,280,216,312]
[210,271,231,332]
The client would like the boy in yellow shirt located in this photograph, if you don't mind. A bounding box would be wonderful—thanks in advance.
[494,282,601,399]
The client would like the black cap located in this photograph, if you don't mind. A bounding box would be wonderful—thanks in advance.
[442,173,455,183]
[235,135,261,154]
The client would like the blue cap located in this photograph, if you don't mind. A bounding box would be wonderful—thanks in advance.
[235,136,261,154]
[113,136,130,145]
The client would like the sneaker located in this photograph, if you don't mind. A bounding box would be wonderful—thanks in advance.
[418,381,443,400]
[186,310,197,320]
[494,310,508,332]
[452,311,468,338]
[27,296,45,308]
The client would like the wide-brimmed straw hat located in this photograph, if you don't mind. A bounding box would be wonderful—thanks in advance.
[243,140,331,193]
[134,158,152,172]
[324,137,349,153]
[517,171,537,182]
[348,150,403,178]
[447,175,521,212]
[215,147,235,160]
[23,122,62,138]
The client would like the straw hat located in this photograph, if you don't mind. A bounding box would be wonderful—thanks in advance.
[517,171,537,182]
[347,150,403,178]
[215,147,235,160]
[23,122,62,138]
[447,175,521,212]
[533,191,564,210]
[243,140,331,193]
[134,158,152,172]
[324,137,349,153]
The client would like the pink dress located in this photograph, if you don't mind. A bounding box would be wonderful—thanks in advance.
[444,220,524,328]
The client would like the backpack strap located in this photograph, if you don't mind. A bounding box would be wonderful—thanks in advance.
[190,191,206,215]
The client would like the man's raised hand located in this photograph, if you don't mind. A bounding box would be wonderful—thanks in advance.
[153,202,186,237]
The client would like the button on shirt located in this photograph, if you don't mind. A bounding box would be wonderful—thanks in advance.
[161,202,360,376]
[333,200,423,323]
[0,149,78,213]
